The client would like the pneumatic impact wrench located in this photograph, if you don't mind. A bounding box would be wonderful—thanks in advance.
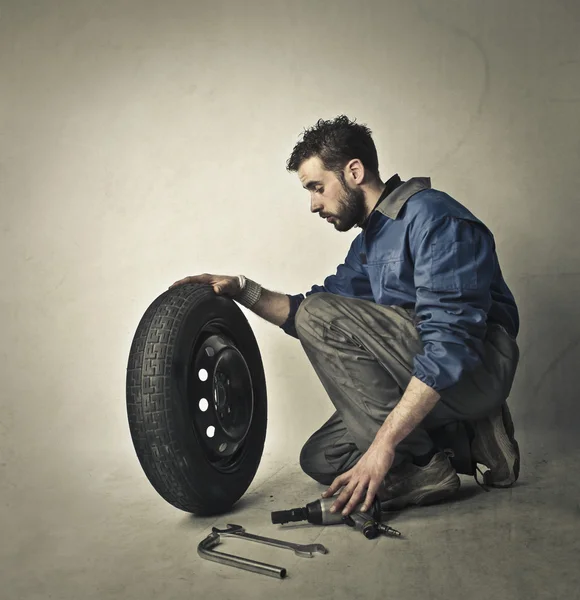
[271,497,401,539]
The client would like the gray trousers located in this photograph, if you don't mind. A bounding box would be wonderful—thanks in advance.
[294,293,519,485]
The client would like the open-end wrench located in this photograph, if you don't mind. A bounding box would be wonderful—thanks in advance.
[212,524,328,558]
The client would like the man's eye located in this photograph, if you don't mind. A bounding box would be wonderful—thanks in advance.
[317,188,324,194]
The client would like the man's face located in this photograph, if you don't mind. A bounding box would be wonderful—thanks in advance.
[297,156,367,232]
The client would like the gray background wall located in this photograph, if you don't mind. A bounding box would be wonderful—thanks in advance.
[1,0,579,597]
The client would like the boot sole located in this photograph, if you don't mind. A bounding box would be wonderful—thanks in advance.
[380,472,461,511]
[474,404,520,487]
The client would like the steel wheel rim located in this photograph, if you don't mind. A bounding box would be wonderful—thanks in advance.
[189,327,254,471]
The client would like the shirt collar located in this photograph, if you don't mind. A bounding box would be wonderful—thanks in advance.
[361,173,403,229]
[375,176,432,220]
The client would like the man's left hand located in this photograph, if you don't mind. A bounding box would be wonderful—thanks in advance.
[322,442,396,516]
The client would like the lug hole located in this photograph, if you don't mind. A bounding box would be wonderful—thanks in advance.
[198,369,209,382]
[206,426,215,438]
[199,398,209,412]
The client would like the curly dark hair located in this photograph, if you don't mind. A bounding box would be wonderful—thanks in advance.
[286,115,380,180]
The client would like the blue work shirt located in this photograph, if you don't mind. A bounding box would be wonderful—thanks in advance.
[280,175,519,393]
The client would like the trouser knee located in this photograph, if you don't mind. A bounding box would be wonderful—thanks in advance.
[299,440,335,486]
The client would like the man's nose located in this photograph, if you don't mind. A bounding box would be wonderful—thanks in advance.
[310,198,323,214]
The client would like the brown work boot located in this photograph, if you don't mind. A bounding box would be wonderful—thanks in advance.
[470,401,520,488]
[378,451,460,511]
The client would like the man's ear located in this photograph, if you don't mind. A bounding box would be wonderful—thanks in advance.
[344,159,365,185]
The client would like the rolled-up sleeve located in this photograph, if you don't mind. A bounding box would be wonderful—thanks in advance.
[411,216,495,392]
[280,235,372,339]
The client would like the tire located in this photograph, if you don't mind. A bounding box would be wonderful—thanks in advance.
[126,283,267,515]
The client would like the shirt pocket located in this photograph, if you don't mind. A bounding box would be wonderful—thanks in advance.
[430,240,478,291]
[367,254,407,299]
[381,256,407,293]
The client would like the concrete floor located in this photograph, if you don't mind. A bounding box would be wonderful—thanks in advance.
[2,428,578,600]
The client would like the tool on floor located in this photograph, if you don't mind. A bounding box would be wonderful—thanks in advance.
[343,510,402,539]
[271,496,402,538]
[197,523,328,579]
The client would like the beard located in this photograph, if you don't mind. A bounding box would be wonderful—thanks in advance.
[332,175,368,232]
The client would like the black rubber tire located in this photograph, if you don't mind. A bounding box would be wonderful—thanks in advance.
[126,283,267,515]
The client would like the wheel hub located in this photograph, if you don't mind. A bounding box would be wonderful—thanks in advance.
[190,332,254,462]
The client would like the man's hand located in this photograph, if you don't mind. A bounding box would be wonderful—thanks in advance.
[168,273,241,296]
[321,377,440,517]
[322,443,396,516]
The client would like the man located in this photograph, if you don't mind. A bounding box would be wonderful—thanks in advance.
[170,115,520,517]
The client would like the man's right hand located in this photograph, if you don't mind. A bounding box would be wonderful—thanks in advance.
[168,273,242,297]
[169,274,292,326]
